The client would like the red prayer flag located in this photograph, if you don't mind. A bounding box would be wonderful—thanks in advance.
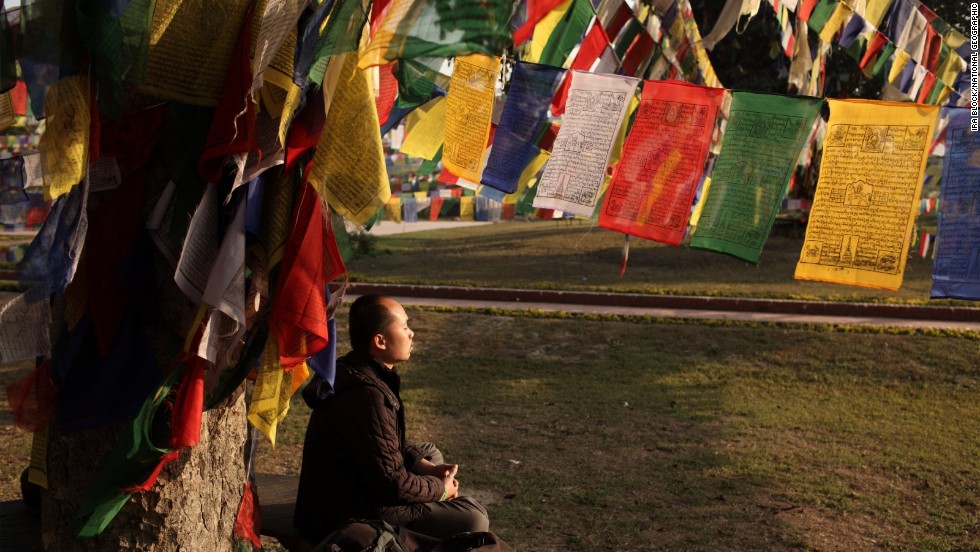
[598,80,724,245]
[169,356,205,448]
[552,23,611,116]
[859,32,888,69]
[234,481,263,548]
[376,64,399,126]
[270,183,346,369]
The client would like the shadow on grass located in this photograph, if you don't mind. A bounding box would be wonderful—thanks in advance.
[398,312,808,551]
[396,309,980,551]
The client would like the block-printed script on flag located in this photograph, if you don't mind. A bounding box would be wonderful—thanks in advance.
[533,71,638,217]
[796,99,938,290]
[443,54,499,182]
[690,92,821,263]
[931,108,980,300]
[599,81,723,245]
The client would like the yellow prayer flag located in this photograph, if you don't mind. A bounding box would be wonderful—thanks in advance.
[935,53,966,94]
[309,53,391,226]
[443,54,500,183]
[819,2,853,43]
[888,50,911,84]
[608,95,639,169]
[512,150,551,203]
[795,99,938,290]
[0,92,14,132]
[358,0,415,69]
[277,82,304,150]
[399,97,448,160]
[384,196,403,222]
[247,339,311,445]
[460,196,475,220]
[861,0,892,29]
[526,0,574,64]
[141,0,253,105]
[413,191,427,200]
[689,177,712,228]
[39,75,90,201]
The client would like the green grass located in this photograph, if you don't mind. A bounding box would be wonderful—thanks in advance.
[348,221,969,306]
[257,306,980,551]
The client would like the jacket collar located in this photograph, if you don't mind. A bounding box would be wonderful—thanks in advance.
[338,350,401,407]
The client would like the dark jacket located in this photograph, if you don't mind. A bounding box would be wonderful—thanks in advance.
[293,350,444,544]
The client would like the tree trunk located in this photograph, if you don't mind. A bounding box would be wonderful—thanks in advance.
[39,244,251,550]
[40,389,247,551]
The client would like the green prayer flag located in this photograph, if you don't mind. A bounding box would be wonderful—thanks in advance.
[690,92,823,263]
[394,58,444,108]
[310,0,371,85]
[363,0,512,65]
[417,145,443,173]
[538,0,595,67]
[75,366,184,537]
[842,35,866,62]
[807,0,839,35]
[872,42,895,77]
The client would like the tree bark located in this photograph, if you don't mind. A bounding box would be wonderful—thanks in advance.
[39,243,250,550]
[40,389,247,551]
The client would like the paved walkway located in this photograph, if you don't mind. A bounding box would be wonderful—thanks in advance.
[346,283,980,332]
[367,220,495,236]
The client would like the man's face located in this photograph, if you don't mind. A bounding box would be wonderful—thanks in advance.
[374,299,414,368]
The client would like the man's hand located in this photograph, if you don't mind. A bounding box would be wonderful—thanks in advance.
[442,465,459,500]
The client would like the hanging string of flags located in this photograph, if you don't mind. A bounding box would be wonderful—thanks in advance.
[0,0,976,541]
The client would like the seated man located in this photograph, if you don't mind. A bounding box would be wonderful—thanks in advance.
[294,294,489,545]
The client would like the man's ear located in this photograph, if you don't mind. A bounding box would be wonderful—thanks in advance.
[372,333,386,351]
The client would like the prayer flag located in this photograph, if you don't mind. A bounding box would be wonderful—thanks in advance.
[931,107,980,300]
[532,71,638,218]
[918,231,931,258]
[270,183,346,369]
[514,0,568,46]
[309,53,390,227]
[691,92,822,263]
[598,80,724,245]
[358,0,511,68]
[398,97,447,160]
[795,99,938,290]
[482,62,563,194]
[535,0,595,67]
[442,54,499,182]
[139,0,254,106]
[38,75,90,201]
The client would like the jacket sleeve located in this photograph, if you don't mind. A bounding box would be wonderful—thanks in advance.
[343,387,444,504]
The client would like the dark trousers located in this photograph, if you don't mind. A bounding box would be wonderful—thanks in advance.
[398,442,490,540]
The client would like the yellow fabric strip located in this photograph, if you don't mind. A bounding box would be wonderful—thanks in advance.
[309,52,391,226]
[819,2,853,43]
[443,54,500,182]
[358,0,417,69]
[140,0,253,106]
[459,196,474,220]
[385,196,403,222]
[861,0,892,29]
[887,49,911,84]
[794,99,938,291]
[399,97,448,160]
[526,0,575,64]
[39,75,90,201]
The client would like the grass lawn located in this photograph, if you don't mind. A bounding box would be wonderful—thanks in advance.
[256,306,980,552]
[347,221,958,305]
[1,222,977,551]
